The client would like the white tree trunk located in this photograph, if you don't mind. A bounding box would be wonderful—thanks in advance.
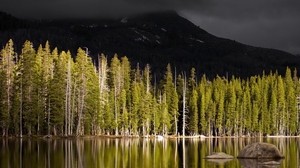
[182,72,187,137]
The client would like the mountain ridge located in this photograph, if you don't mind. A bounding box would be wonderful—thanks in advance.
[0,11,299,78]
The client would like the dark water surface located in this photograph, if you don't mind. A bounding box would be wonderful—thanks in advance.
[0,137,299,168]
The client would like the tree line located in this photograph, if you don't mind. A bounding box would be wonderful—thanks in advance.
[0,40,300,137]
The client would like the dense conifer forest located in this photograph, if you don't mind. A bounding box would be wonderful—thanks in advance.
[0,40,300,137]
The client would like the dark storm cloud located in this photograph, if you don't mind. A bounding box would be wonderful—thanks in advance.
[0,0,184,18]
[180,0,300,54]
[0,0,299,53]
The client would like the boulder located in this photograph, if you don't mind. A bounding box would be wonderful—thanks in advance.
[205,152,234,159]
[237,142,284,159]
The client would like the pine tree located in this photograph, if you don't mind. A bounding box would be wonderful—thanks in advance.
[213,77,225,136]
[182,72,187,136]
[130,71,140,135]
[0,39,15,136]
[188,68,198,135]
[32,44,45,134]
[261,76,270,135]
[49,51,68,135]
[65,51,73,135]
[225,81,236,135]
[243,81,252,135]
[285,67,297,135]
[41,42,54,135]
[97,54,109,134]
[293,69,300,134]
[84,57,100,135]
[74,48,89,135]
[152,96,160,135]
[120,57,131,135]
[234,78,243,136]
[269,80,278,135]
[198,75,208,135]
[277,75,286,135]
[20,41,36,135]
[163,64,178,134]
[161,92,170,135]
[140,64,152,136]
[250,77,260,135]
[109,54,122,135]
[188,89,198,135]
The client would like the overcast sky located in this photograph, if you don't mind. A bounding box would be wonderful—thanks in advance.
[1,0,299,54]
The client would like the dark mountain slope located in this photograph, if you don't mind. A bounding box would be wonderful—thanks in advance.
[0,11,299,78]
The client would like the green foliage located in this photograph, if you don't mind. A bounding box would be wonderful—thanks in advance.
[1,39,300,136]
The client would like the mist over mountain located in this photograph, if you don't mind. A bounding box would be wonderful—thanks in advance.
[0,11,299,78]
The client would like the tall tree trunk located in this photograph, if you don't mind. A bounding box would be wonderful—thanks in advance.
[48,99,50,136]
[20,77,23,137]
[65,59,71,135]
[174,67,177,135]
[114,85,118,136]
[182,73,187,136]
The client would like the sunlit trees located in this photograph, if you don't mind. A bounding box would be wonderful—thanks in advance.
[97,54,109,134]
[0,39,15,136]
[277,75,286,135]
[163,64,178,135]
[49,51,68,135]
[1,39,300,137]
[285,68,297,135]
[188,68,198,135]
[20,41,37,135]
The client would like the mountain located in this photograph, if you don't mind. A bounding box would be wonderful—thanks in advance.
[0,11,299,78]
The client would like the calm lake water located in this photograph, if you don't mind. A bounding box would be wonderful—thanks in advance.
[0,137,299,168]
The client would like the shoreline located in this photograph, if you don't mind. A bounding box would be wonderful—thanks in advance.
[0,134,299,140]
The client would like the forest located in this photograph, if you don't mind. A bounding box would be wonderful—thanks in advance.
[0,39,299,137]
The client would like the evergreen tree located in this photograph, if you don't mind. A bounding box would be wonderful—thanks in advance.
[198,75,208,135]
[234,78,243,136]
[213,77,225,136]
[161,92,170,135]
[35,45,43,134]
[97,54,109,134]
[162,64,176,134]
[140,64,152,136]
[20,41,36,135]
[84,57,100,135]
[109,54,122,135]
[285,67,297,135]
[130,72,140,135]
[74,48,89,135]
[152,96,160,135]
[225,81,236,135]
[277,75,286,135]
[250,77,260,134]
[269,80,278,134]
[188,68,198,135]
[120,57,131,135]
[261,76,270,135]
[0,39,15,136]
[188,89,198,135]
[49,51,68,135]
[242,81,252,135]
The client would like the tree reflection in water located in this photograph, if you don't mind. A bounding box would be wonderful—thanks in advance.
[0,137,298,168]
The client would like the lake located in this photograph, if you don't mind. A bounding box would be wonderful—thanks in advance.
[0,137,299,168]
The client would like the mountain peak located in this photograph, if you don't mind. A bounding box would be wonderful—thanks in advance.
[0,11,299,78]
